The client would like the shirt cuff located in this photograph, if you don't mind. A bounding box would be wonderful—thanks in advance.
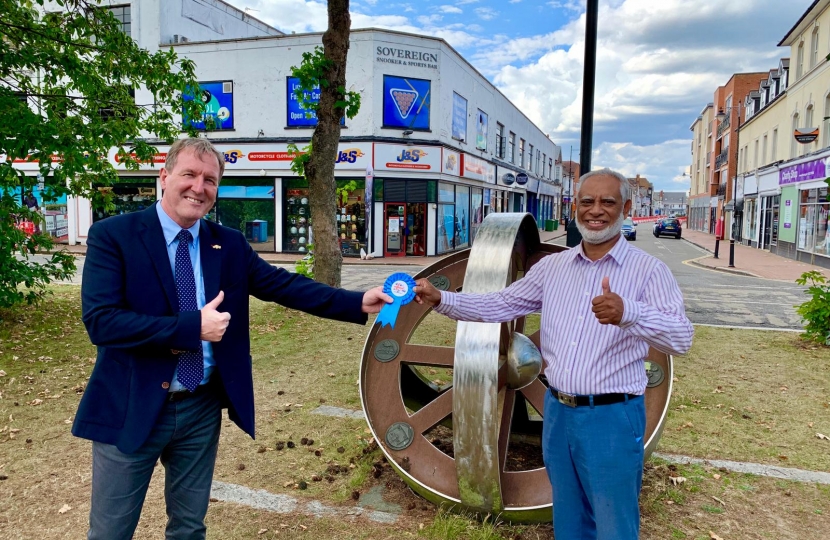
[434,290,456,315]
[619,297,640,328]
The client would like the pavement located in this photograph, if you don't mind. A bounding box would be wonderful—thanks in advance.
[52,222,829,282]
[54,226,570,267]
[679,226,830,282]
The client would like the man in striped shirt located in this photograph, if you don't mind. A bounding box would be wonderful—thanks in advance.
[414,168,693,540]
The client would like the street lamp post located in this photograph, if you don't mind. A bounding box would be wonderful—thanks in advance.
[716,103,742,269]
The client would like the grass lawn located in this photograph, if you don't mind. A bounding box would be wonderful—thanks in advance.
[0,286,828,539]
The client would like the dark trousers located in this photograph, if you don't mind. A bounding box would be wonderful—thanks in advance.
[87,391,222,540]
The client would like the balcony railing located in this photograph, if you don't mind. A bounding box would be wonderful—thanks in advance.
[715,148,729,168]
[717,116,730,136]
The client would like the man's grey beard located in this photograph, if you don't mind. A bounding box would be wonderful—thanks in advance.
[576,213,624,244]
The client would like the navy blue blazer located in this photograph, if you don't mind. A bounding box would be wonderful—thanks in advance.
[73,204,367,454]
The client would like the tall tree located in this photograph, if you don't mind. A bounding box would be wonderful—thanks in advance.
[0,0,202,308]
[292,0,359,287]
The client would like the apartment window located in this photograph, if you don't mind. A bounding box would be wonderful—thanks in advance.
[107,5,131,36]
[508,132,515,163]
[772,128,778,160]
[825,95,830,147]
[806,105,815,153]
[542,153,546,177]
[518,138,525,167]
[762,134,768,164]
[753,139,759,169]
[811,27,820,69]
[99,86,136,121]
[536,150,541,173]
[527,143,534,171]
[797,42,804,79]
[791,113,799,158]
[496,123,505,158]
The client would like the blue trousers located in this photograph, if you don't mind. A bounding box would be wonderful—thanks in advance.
[87,391,222,540]
[542,390,645,540]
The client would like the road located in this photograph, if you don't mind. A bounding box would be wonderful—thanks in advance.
[35,231,806,330]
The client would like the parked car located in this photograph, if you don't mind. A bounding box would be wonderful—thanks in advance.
[654,218,682,239]
[621,218,636,241]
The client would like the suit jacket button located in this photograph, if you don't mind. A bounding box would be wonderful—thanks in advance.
[161,382,170,389]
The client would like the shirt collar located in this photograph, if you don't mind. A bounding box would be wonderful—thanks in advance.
[156,202,200,247]
[574,234,630,266]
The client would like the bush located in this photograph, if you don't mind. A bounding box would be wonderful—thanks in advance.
[294,244,314,279]
[795,270,830,345]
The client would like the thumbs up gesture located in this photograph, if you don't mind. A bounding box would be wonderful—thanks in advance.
[591,277,624,325]
[201,291,231,342]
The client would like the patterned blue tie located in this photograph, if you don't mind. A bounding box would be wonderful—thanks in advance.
[175,229,203,392]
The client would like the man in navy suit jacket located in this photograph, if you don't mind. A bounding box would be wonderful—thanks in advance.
[74,138,391,539]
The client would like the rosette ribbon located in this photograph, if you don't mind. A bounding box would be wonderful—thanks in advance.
[375,273,417,329]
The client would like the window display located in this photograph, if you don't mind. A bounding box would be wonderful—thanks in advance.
[798,188,829,257]
[93,178,156,223]
[210,177,275,252]
[284,188,311,253]
[284,179,366,256]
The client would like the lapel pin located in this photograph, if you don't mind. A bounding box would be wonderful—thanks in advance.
[212,244,222,249]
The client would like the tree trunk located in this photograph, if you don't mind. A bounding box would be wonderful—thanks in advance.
[305,0,350,287]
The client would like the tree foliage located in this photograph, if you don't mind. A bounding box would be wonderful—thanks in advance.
[795,270,830,346]
[289,0,360,288]
[0,0,203,308]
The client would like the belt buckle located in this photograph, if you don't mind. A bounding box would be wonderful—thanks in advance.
[557,391,577,408]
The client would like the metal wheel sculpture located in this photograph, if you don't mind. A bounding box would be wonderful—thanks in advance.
[359,213,673,523]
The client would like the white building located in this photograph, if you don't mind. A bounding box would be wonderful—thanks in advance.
[21,0,562,259]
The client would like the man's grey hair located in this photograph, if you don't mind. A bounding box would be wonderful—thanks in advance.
[576,168,630,201]
[164,137,225,178]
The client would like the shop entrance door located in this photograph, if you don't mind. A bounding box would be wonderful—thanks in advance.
[405,203,426,256]
[384,203,406,257]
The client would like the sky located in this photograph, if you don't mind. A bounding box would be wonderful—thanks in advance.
[238,0,815,193]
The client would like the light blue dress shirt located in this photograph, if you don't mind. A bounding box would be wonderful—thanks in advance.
[156,203,215,391]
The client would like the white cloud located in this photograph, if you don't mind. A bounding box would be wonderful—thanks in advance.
[487,0,806,189]
[474,7,499,20]
[240,0,810,189]
[591,140,691,191]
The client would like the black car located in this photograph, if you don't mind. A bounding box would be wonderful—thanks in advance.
[653,218,682,239]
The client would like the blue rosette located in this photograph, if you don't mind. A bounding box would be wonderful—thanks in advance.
[376,273,417,329]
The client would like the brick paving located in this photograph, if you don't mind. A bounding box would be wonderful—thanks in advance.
[680,227,830,282]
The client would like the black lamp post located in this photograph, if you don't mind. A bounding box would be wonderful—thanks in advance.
[567,0,599,248]
[716,104,742,268]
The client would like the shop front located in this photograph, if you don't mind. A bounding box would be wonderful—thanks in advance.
[280,178,368,256]
[688,195,708,232]
[796,185,830,262]
[93,177,158,223]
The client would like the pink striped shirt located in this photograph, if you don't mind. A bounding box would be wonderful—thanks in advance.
[435,236,693,395]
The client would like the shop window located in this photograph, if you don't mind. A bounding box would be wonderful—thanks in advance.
[799,188,830,257]
[471,188,483,242]
[438,182,455,203]
[455,186,470,249]
[93,177,156,223]
[282,179,366,257]
[212,177,275,252]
